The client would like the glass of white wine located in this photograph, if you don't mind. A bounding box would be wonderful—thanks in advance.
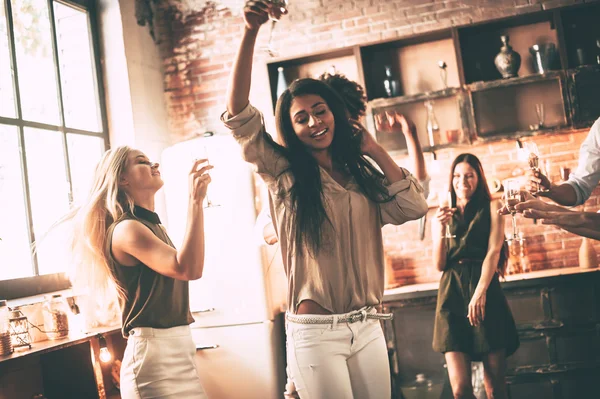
[261,0,289,57]
[524,141,549,195]
[197,143,220,209]
[503,178,522,242]
[438,190,455,239]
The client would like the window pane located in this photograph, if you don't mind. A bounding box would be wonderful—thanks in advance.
[24,127,71,275]
[67,134,105,203]
[12,0,60,124]
[0,1,16,118]
[54,3,101,131]
[0,125,34,280]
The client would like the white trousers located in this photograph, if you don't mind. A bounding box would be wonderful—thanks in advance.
[286,309,391,399]
[120,325,207,399]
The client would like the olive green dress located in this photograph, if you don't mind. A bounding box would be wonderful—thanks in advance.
[432,202,519,361]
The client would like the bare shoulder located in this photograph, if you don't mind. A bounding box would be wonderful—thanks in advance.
[112,219,153,246]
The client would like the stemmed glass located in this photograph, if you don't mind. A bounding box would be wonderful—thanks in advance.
[503,178,522,242]
[197,143,220,209]
[535,103,545,129]
[261,0,289,57]
[438,190,455,239]
[524,141,549,195]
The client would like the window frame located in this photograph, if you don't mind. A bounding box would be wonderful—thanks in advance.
[0,0,109,300]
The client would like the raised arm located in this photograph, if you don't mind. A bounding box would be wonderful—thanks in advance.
[226,1,275,116]
[112,160,212,281]
[375,111,430,198]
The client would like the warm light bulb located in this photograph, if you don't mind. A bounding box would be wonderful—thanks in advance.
[99,347,112,363]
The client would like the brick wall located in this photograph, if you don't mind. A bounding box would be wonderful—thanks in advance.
[154,0,600,287]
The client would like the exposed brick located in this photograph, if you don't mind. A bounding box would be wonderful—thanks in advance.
[155,0,598,287]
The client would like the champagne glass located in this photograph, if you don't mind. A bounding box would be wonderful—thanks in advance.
[524,141,549,195]
[535,103,545,129]
[438,190,455,239]
[197,143,220,209]
[503,178,522,242]
[261,0,289,57]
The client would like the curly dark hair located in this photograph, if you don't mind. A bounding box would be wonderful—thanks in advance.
[318,72,367,121]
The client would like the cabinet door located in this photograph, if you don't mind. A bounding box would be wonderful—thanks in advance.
[507,377,558,399]
[568,66,600,128]
[0,356,45,399]
[191,320,286,399]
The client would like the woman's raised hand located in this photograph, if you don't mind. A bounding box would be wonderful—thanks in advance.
[243,1,270,31]
[189,159,213,203]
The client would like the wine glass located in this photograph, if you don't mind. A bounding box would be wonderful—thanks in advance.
[197,143,220,209]
[261,0,289,57]
[503,178,522,242]
[438,190,455,239]
[535,103,545,129]
[524,141,549,195]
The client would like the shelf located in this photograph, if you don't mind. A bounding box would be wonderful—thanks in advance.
[458,11,562,84]
[368,93,468,153]
[559,3,600,69]
[266,47,359,111]
[467,70,563,92]
[369,87,462,109]
[263,2,600,151]
[359,29,460,101]
[473,124,572,143]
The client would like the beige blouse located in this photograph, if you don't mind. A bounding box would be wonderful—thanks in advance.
[222,104,428,314]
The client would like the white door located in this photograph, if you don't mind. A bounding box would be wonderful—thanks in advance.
[192,320,286,399]
[162,136,272,326]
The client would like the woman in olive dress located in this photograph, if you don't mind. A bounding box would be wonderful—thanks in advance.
[432,153,519,399]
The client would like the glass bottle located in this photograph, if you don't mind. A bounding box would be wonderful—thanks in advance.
[579,237,598,269]
[425,100,440,147]
[0,299,13,355]
[276,66,288,99]
[43,294,70,340]
[383,65,398,97]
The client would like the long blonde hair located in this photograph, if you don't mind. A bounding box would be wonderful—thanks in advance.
[66,146,136,326]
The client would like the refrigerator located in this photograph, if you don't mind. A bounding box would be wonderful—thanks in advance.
[161,135,287,399]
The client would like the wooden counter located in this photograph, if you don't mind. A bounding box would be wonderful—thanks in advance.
[0,326,124,399]
[384,266,600,300]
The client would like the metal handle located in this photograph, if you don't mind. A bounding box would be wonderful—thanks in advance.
[532,320,564,330]
[196,344,219,351]
[192,308,215,314]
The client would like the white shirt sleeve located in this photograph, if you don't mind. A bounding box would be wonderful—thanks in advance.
[565,118,600,206]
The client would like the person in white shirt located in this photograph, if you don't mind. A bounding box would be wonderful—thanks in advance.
[528,117,600,206]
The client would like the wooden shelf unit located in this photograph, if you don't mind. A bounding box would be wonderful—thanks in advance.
[265,2,600,152]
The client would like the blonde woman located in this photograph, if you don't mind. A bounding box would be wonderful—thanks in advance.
[66,146,211,398]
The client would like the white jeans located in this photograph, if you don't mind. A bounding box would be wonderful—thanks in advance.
[286,309,391,399]
[120,325,206,399]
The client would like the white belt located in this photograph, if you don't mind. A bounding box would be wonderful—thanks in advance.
[286,307,393,325]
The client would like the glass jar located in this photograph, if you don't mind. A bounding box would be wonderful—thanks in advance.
[0,299,13,355]
[43,294,70,340]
